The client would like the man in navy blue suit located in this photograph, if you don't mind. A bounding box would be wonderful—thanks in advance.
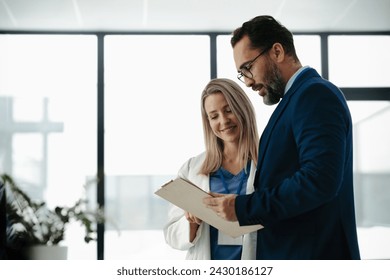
[204,15,360,259]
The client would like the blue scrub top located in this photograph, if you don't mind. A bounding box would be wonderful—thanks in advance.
[209,162,250,260]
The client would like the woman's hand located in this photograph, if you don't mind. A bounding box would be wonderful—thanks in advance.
[185,212,202,225]
[185,212,202,242]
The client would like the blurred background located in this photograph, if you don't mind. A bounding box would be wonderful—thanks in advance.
[0,0,389,260]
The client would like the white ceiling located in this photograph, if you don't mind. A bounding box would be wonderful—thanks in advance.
[0,0,389,33]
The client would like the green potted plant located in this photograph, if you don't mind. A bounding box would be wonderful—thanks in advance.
[1,173,106,259]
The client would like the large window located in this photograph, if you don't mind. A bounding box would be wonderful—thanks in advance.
[217,34,390,259]
[0,35,98,259]
[330,35,390,259]
[348,101,390,259]
[329,35,390,87]
[104,35,210,259]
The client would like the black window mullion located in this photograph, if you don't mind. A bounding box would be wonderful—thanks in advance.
[320,33,329,80]
[210,33,217,79]
[97,33,105,260]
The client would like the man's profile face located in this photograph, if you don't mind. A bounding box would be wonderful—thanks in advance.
[233,35,284,105]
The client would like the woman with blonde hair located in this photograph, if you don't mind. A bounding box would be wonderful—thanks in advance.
[164,78,259,260]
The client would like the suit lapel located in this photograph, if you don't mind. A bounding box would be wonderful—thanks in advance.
[256,68,320,171]
[256,93,290,170]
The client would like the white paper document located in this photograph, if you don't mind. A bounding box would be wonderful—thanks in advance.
[155,177,263,238]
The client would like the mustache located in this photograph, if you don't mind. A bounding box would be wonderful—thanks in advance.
[252,84,263,91]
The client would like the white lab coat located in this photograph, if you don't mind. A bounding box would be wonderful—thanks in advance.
[163,152,258,260]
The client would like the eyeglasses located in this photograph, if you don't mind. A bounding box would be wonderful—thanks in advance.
[237,46,271,83]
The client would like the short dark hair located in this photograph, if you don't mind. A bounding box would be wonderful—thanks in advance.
[231,15,298,61]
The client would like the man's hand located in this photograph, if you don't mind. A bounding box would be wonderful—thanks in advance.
[203,193,238,221]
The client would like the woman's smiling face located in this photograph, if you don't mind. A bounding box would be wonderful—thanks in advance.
[204,92,240,145]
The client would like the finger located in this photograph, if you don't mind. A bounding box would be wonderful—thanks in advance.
[185,212,194,222]
[209,192,224,198]
[186,212,202,224]
[203,197,216,206]
[194,217,202,225]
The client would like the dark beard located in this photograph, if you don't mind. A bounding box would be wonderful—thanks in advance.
[263,60,285,105]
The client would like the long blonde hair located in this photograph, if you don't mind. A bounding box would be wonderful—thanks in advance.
[199,78,259,175]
